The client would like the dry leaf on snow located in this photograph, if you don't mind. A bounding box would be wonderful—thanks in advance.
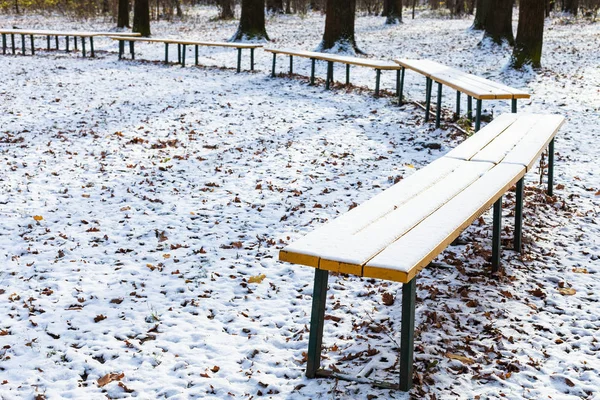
[97,372,124,387]
[558,287,576,296]
[248,274,266,284]
[445,353,475,365]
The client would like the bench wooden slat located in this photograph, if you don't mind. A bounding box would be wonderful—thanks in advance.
[264,47,400,70]
[501,115,565,171]
[108,36,263,48]
[363,163,526,283]
[0,29,141,38]
[444,113,519,161]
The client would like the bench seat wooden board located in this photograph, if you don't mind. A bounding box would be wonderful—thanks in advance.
[264,48,399,70]
[108,36,263,49]
[363,163,525,283]
[0,29,141,38]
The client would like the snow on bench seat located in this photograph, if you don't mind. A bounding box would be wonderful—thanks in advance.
[0,29,141,38]
[108,36,263,49]
[280,159,494,276]
[363,163,525,283]
[264,48,400,70]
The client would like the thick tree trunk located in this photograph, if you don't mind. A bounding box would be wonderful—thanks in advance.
[454,0,464,15]
[217,0,235,19]
[118,0,130,28]
[231,0,269,41]
[472,0,489,30]
[511,0,545,68]
[482,0,514,45]
[133,0,151,37]
[562,0,578,15]
[319,0,361,53]
[384,0,403,24]
[267,0,284,13]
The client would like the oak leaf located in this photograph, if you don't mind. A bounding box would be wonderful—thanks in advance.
[97,372,124,387]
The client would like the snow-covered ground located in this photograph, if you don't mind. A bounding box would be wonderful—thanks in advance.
[0,7,599,400]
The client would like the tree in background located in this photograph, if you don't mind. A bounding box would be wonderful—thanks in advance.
[482,0,514,44]
[383,0,403,24]
[231,0,269,41]
[267,0,284,13]
[472,0,489,30]
[118,0,130,28]
[217,0,235,19]
[319,0,362,53]
[133,0,151,36]
[511,0,545,68]
[563,0,579,14]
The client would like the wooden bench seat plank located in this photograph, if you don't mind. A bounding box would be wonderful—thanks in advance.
[363,163,526,283]
[108,36,262,48]
[264,47,399,69]
[501,115,565,171]
[0,29,141,37]
[444,114,519,161]
[316,161,495,274]
[469,114,545,164]
[279,157,465,268]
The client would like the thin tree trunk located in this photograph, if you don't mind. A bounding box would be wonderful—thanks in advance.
[384,0,403,24]
[482,0,514,45]
[14,0,19,14]
[231,0,269,41]
[217,0,234,19]
[267,0,284,13]
[562,0,578,15]
[319,0,361,53]
[133,0,151,37]
[472,0,489,30]
[511,0,545,68]
[454,0,464,15]
[118,0,130,28]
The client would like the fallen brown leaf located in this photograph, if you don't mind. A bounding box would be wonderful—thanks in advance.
[97,372,124,387]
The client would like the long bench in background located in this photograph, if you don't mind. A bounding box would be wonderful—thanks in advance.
[396,59,531,131]
[264,48,402,97]
[0,29,140,57]
[109,36,262,72]
[279,113,564,391]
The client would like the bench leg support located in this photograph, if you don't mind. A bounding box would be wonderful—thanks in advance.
[11,34,15,54]
[326,61,333,90]
[399,277,416,392]
[548,138,555,196]
[289,54,293,74]
[165,43,169,64]
[178,44,181,64]
[492,196,503,273]
[456,91,461,119]
[310,58,316,85]
[181,44,186,67]
[130,40,135,60]
[306,268,329,379]
[250,48,255,71]
[475,99,482,132]
[511,99,517,113]
[435,82,442,128]
[90,37,94,57]
[195,44,199,66]
[467,95,472,120]
[346,64,350,85]
[375,69,381,97]
[271,53,276,78]
[425,77,432,122]
[46,35,50,51]
[118,40,124,60]
[21,34,25,55]
[2,33,6,55]
[55,35,59,50]
[514,178,524,253]
[30,35,34,55]
[74,36,78,51]
[82,37,86,58]
[237,48,242,73]
[65,35,69,52]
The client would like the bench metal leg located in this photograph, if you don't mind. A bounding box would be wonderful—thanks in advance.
[475,99,482,132]
[177,44,181,64]
[237,48,242,73]
[425,77,432,122]
[326,61,333,90]
[11,34,15,54]
[2,33,6,55]
[398,67,405,105]
[511,99,517,113]
[45,35,49,51]
[346,64,350,85]
[55,35,59,50]
[435,82,442,128]
[467,95,473,120]
[65,36,69,52]
[456,91,461,118]
[289,54,293,74]
[130,40,135,60]
[399,277,416,392]
[195,44,199,66]
[375,69,381,97]
[250,48,255,71]
[306,268,329,379]
[30,35,34,55]
[90,37,94,57]
[165,43,169,64]
[310,58,315,85]
[118,40,123,60]
[82,37,86,58]
[271,53,276,78]
[492,196,503,273]
[514,178,524,252]
[21,34,25,55]
[548,138,555,196]
[74,36,78,51]
[181,44,186,67]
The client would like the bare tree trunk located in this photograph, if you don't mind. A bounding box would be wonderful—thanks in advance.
[482,0,514,45]
[231,0,269,41]
[217,0,235,19]
[384,0,403,23]
[319,0,361,53]
[267,0,284,13]
[562,0,578,14]
[14,0,19,14]
[454,0,464,15]
[472,0,489,29]
[118,0,130,28]
[511,0,545,68]
[133,0,151,37]
[467,0,475,14]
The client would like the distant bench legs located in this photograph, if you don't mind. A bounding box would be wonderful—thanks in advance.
[30,35,34,55]
[66,36,70,52]
[492,196,503,273]
[90,37,94,57]
[81,37,86,58]
[375,68,381,97]
[21,34,25,55]
[288,54,293,75]
[165,43,169,64]
[456,91,461,119]
[310,58,315,85]
[397,67,405,104]
[250,48,255,71]
[1,33,6,55]
[326,61,333,90]
[46,35,50,51]
[346,64,350,85]
[306,267,416,392]
[11,33,15,54]
[435,82,442,128]
[181,44,185,67]
[271,53,276,77]
[195,44,199,66]
[425,77,432,122]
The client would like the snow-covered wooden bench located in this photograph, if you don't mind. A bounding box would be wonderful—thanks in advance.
[264,47,402,96]
[395,59,531,131]
[279,113,564,391]
[0,29,140,57]
[109,36,263,72]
